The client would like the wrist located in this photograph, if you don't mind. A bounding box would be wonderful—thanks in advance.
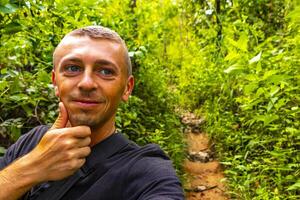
[0,154,40,200]
[14,152,45,186]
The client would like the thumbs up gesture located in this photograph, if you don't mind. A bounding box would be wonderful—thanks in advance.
[50,102,69,130]
[0,103,91,200]
[27,102,91,183]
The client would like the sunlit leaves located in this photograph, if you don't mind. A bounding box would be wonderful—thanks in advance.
[287,179,300,191]
[224,65,244,74]
[226,32,249,52]
[2,22,22,34]
[249,51,262,64]
[0,2,17,14]
[179,0,300,199]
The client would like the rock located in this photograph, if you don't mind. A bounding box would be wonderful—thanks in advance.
[188,151,214,163]
[181,113,205,134]
[194,185,207,192]
[185,185,217,193]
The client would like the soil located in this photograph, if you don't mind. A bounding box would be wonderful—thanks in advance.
[182,113,228,200]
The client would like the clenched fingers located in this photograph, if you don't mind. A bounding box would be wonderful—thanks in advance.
[54,126,91,138]
[66,147,91,160]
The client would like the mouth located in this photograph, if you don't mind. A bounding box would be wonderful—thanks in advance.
[72,99,104,108]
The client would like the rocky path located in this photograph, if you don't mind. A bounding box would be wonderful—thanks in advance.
[182,113,228,200]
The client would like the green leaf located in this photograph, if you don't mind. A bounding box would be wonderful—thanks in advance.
[237,32,248,52]
[267,101,273,112]
[287,180,300,191]
[224,65,244,74]
[0,68,7,74]
[225,50,240,61]
[270,86,280,97]
[286,6,300,24]
[123,120,131,127]
[267,75,290,84]
[3,22,23,34]
[291,106,298,111]
[9,94,29,102]
[227,35,248,52]
[254,114,279,126]
[0,3,17,13]
[274,98,286,110]
[0,146,6,155]
[0,0,9,6]
[244,83,258,95]
[256,88,265,97]
[263,70,278,80]
[249,51,262,64]
[285,127,299,134]
[0,80,8,91]
[37,70,50,83]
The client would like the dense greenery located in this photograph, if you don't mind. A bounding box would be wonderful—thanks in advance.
[179,0,300,199]
[0,0,299,199]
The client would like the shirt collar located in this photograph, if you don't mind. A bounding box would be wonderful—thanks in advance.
[82,132,130,173]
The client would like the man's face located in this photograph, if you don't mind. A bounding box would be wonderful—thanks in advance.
[52,36,133,128]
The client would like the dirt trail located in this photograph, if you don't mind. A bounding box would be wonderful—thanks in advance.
[182,113,228,200]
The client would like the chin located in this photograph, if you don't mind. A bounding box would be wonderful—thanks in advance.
[70,115,101,127]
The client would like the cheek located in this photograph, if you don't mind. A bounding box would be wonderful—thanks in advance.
[55,84,71,99]
[115,87,127,104]
[55,79,73,97]
[105,86,124,103]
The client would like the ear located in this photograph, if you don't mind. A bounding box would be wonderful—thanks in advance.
[122,75,134,102]
[52,70,59,97]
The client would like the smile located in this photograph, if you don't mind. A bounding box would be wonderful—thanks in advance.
[72,99,103,108]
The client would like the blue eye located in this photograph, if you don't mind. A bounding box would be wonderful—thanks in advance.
[66,65,81,72]
[99,69,113,76]
[62,65,82,76]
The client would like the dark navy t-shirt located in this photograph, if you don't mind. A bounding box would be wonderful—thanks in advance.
[0,126,184,200]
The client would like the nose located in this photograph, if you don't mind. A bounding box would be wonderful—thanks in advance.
[78,71,97,91]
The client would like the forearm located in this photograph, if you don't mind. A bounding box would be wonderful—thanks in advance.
[0,154,39,200]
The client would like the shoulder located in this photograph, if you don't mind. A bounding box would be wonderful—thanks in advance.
[127,144,178,181]
[130,144,173,171]
[0,125,49,169]
[123,144,184,200]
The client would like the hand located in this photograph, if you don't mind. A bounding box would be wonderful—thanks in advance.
[0,102,91,200]
[27,102,91,182]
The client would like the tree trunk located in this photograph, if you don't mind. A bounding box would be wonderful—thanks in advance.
[215,0,222,44]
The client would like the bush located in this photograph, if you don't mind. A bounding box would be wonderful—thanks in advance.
[177,1,300,198]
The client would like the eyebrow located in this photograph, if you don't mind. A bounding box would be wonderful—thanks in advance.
[59,57,119,72]
[59,57,82,66]
[94,59,118,71]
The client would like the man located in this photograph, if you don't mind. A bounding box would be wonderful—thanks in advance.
[0,26,184,200]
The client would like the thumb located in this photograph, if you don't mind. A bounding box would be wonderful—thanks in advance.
[51,102,69,130]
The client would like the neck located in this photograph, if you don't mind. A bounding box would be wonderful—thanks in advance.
[89,118,116,147]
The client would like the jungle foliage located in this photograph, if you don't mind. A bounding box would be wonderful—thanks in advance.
[0,0,299,199]
[179,0,300,199]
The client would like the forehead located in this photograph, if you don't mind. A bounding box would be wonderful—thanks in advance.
[54,36,125,69]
